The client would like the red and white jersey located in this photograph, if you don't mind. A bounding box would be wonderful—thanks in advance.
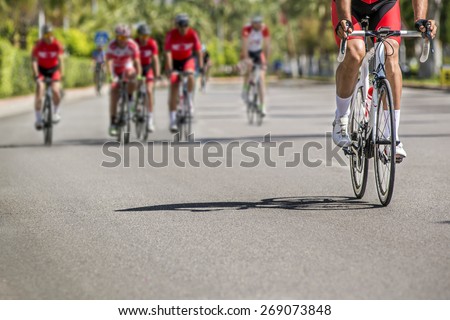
[242,24,270,52]
[164,28,201,61]
[135,38,159,66]
[106,39,140,72]
[32,39,64,69]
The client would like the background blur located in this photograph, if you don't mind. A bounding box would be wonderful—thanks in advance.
[0,0,449,98]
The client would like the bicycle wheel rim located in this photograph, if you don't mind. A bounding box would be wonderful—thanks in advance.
[374,80,396,206]
[350,87,369,198]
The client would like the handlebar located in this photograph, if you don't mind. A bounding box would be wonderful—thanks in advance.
[337,29,434,63]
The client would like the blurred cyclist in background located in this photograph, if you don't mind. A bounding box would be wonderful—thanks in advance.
[92,43,106,88]
[164,13,203,133]
[31,24,64,130]
[135,23,160,133]
[106,24,142,137]
[241,15,271,116]
[200,44,211,92]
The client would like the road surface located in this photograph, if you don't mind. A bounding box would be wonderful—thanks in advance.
[1,81,449,299]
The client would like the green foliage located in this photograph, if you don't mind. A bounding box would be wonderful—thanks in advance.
[63,29,95,57]
[27,27,94,58]
[0,40,92,98]
[63,57,93,88]
[0,40,16,97]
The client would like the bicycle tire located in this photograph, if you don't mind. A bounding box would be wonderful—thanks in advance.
[247,86,256,125]
[349,86,369,199]
[374,79,396,206]
[43,96,53,146]
[142,92,150,141]
[117,91,130,144]
[135,92,144,139]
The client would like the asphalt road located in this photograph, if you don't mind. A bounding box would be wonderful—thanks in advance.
[0,81,449,299]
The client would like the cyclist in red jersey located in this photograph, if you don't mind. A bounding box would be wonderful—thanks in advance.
[31,24,64,130]
[241,15,271,116]
[332,0,437,160]
[106,24,142,137]
[164,13,203,133]
[135,24,160,133]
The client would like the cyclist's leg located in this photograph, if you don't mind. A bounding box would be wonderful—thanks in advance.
[145,68,155,113]
[332,1,365,114]
[184,58,196,111]
[110,78,120,124]
[34,76,45,127]
[50,70,62,119]
[259,53,267,112]
[373,1,402,146]
[242,54,253,99]
[332,2,366,147]
[125,68,137,104]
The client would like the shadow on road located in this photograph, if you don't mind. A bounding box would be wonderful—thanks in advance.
[117,196,381,213]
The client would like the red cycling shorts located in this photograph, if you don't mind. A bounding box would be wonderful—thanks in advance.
[331,0,401,46]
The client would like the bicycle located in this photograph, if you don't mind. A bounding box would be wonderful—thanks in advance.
[115,75,131,144]
[41,77,54,146]
[339,22,433,206]
[245,64,264,126]
[134,79,155,141]
[173,71,193,142]
[95,63,105,95]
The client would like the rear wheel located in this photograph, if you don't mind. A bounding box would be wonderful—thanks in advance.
[349,86,369,199]
[374,79,396,206]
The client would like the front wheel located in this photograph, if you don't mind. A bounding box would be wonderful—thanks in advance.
[374,79,396,206]
[43,97,53,146]
[349,86,369,199]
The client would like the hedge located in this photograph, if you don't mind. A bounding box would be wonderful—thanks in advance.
[0,39,93,98]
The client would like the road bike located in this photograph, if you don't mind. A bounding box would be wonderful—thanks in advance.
[42,77,54,146]
[115,75,131,144]
[245,64,264,126]
[95,63,105,95]
[134,80,152,141]
[173,71,193,142]
[339,21,433,206]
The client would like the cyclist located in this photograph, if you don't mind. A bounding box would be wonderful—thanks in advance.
[135,23,160,133]
[106,24,142,137]
[332,0,437,160]
[200,44,211,91]
[241,15,271,116]
[92,43,106,86]
[31,24,64,130]
[164,13,203,133]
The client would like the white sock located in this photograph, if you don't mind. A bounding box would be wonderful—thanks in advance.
[394,110,401,142]
[35,111,42,122]
[148,112,153,125]
[335,95,352,119]
[188,93,194,109]
[170,111,177,123]
[53,104,60,114]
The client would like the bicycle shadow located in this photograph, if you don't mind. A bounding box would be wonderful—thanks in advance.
[116,196,381,213]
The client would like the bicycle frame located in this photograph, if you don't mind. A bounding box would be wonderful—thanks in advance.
[343,29,429,154]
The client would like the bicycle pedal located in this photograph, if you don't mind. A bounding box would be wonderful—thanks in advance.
[395,156,404,164]
[343,147,353,156]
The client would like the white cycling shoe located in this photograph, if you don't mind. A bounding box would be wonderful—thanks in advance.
[52,111,61,124]
[332,116,351,148]
[396,142,407,160]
